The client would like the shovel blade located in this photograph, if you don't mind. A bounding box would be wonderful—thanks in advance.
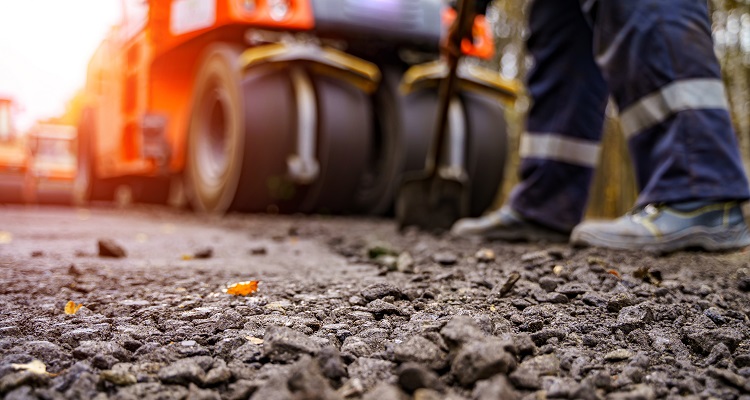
[396,173,470,232]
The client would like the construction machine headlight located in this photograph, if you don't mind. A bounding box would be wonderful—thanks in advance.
[268,0,290,21]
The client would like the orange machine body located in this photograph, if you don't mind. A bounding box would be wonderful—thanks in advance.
[84,0,495,181]
[86,0,318,180]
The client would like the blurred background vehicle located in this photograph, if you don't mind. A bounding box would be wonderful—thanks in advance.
[27,124,77,204]
[0,97,34,204]
[75,0,518,216]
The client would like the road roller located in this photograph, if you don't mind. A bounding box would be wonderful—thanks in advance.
[76,0,518,216]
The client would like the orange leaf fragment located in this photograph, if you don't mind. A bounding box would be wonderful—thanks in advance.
[224,280,259,296]
[65,301,83,315]
[607,269,620,278]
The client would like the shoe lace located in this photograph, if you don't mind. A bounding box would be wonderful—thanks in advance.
[627,203,664,222]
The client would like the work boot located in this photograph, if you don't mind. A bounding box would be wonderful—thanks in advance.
[451,206,570,243]
[570,201,750,253]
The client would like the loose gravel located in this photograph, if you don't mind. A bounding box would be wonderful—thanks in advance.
[1,205,750,399]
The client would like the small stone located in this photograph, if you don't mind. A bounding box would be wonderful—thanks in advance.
[440,315,486,348]
[538,276,559,292]
[250,247,267,255]
[397,252,415,273]
[513,333,537,356]
[397,362,443,394]
[337,378,365,398]
[616,304,653,333]
[545,377,581,399]
[204,367,232,386]
[433,252,458,266]
[607,292,639,313]
[472,374,519,400]
[347,358,396,392]
[704,307,726,325]
[72,341,130,362]
[475,248,496,263]
[98,238,126,258]
[708,367,747,389]
[181,340,197,347]
[510,354,561,389]
[522,250,553,263]
[317,347,347,381]
[735,353,750,368]
[394,336,448,370]
[451,339,516,387]
[604,349,633,362]
[193,247,213,259]
[738,276,750,292]
[556,282,592,297]
[544,292,569,304]
[263,325,322,363]
[363,383,408,400]
[361,283,403,302]
[188,383,220,400]
[157,358,206,386]
[530,329,566,346]
[582,292,607,308]
[705,342,732,366]
[0,372,49,394]
[682,326,744,354]
[412,388,444,400]
[366,299,403,318]
[606,384,655,400]
[100,370,137,386]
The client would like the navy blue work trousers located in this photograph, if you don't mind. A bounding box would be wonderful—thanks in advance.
[508,0,750,232]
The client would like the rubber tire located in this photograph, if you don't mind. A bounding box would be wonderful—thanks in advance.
[462,91,508,217]
[297,75,372,214]
[185,44,246,214]
[354,66,433,215]
[73,107,115,205]
[231,67,302,213]
[361,79,508,218]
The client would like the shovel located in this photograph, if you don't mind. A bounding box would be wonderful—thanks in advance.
[395,0,475,231]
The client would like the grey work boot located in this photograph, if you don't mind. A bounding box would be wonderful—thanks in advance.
[451,206,570,243]
[570,201,750,253]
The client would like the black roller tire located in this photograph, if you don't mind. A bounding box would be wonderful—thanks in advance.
[462,91,508,217]
[298,75,372,214]
[185,44,246,214]
[232,68,302,213]
[354,66,432,215]
[73,107,115,205]
[362,78,507,218]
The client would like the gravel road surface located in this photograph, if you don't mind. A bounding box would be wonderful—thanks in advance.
[1,205,750,399]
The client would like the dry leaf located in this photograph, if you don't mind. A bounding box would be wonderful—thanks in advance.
[65,301,83,315]
[224,280,259,296]
[498,272,521,297]
[475,248,496,262]
[12,360,49,375]
[246,336,264,345]
[181,254,194,261]
[633,267,662,286]
[607,269,621,278]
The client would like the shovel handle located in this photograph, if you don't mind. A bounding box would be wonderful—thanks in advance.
[426,0,476,177]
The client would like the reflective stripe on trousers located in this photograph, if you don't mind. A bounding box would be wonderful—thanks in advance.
[508,0,750,232]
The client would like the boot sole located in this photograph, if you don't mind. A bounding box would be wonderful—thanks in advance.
[571,225,750,254]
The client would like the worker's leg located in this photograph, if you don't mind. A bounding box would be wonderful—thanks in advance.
[452,0,609,240]
[571,0,750,252]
